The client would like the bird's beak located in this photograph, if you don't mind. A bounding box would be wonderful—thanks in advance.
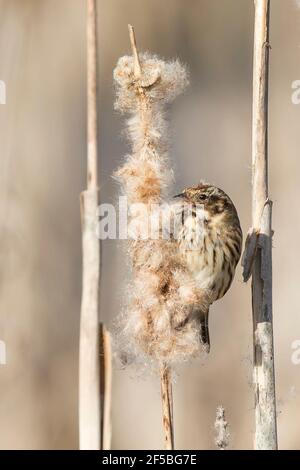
[173,193,185,199]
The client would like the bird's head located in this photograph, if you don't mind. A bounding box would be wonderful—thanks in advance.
[173,183,237,218]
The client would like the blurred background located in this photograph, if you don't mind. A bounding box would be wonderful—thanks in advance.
[0,0,299,450]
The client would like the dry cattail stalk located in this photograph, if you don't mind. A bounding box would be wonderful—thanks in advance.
[100,323,113,450]
[114,26,208,367]
[79,188,100,450]
[79,0,101,450]
[160,365,174,450]
[86,0,98,190]
[214,406,230,450]
[113,26,209,449]
[242,0,278,450]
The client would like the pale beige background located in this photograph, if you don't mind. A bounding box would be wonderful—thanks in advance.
[0,0,299,449]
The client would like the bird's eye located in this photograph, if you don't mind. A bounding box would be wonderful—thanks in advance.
[199,194,207,201]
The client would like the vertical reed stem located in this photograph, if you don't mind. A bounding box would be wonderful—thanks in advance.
[160,365,174,450]
[251,0,277,450]
[100,324,112,450]
[79,0,101,450]
[87,0,98,190]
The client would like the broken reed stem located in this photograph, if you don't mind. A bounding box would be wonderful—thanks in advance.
[251,0,277,450]
[100,324,113,450]
[79,0,101,450]
[160,365,174,450]
[128,24,142,78]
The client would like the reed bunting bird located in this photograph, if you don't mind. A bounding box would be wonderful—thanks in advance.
[174,183,242,353]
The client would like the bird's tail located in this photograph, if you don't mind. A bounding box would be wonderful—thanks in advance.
[199,309,210,353]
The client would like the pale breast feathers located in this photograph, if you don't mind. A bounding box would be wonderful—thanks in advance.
[178,209,242,302]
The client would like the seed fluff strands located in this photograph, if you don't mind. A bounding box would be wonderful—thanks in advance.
[114,26,209,367]
[113,26,209,448]
[214,406,230,450]
[114,26,211,449]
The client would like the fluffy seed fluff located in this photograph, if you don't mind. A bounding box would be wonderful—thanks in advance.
[214,406,230,450]
[114,53,209,366]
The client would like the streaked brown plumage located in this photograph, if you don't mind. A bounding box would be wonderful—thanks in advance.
[174,183,243,352]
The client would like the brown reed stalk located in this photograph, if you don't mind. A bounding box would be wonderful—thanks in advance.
[160,364,174,450]
[86,0,98,190]
[242,0,278,450]
[100,323,112,450]
[79,0,101,450]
